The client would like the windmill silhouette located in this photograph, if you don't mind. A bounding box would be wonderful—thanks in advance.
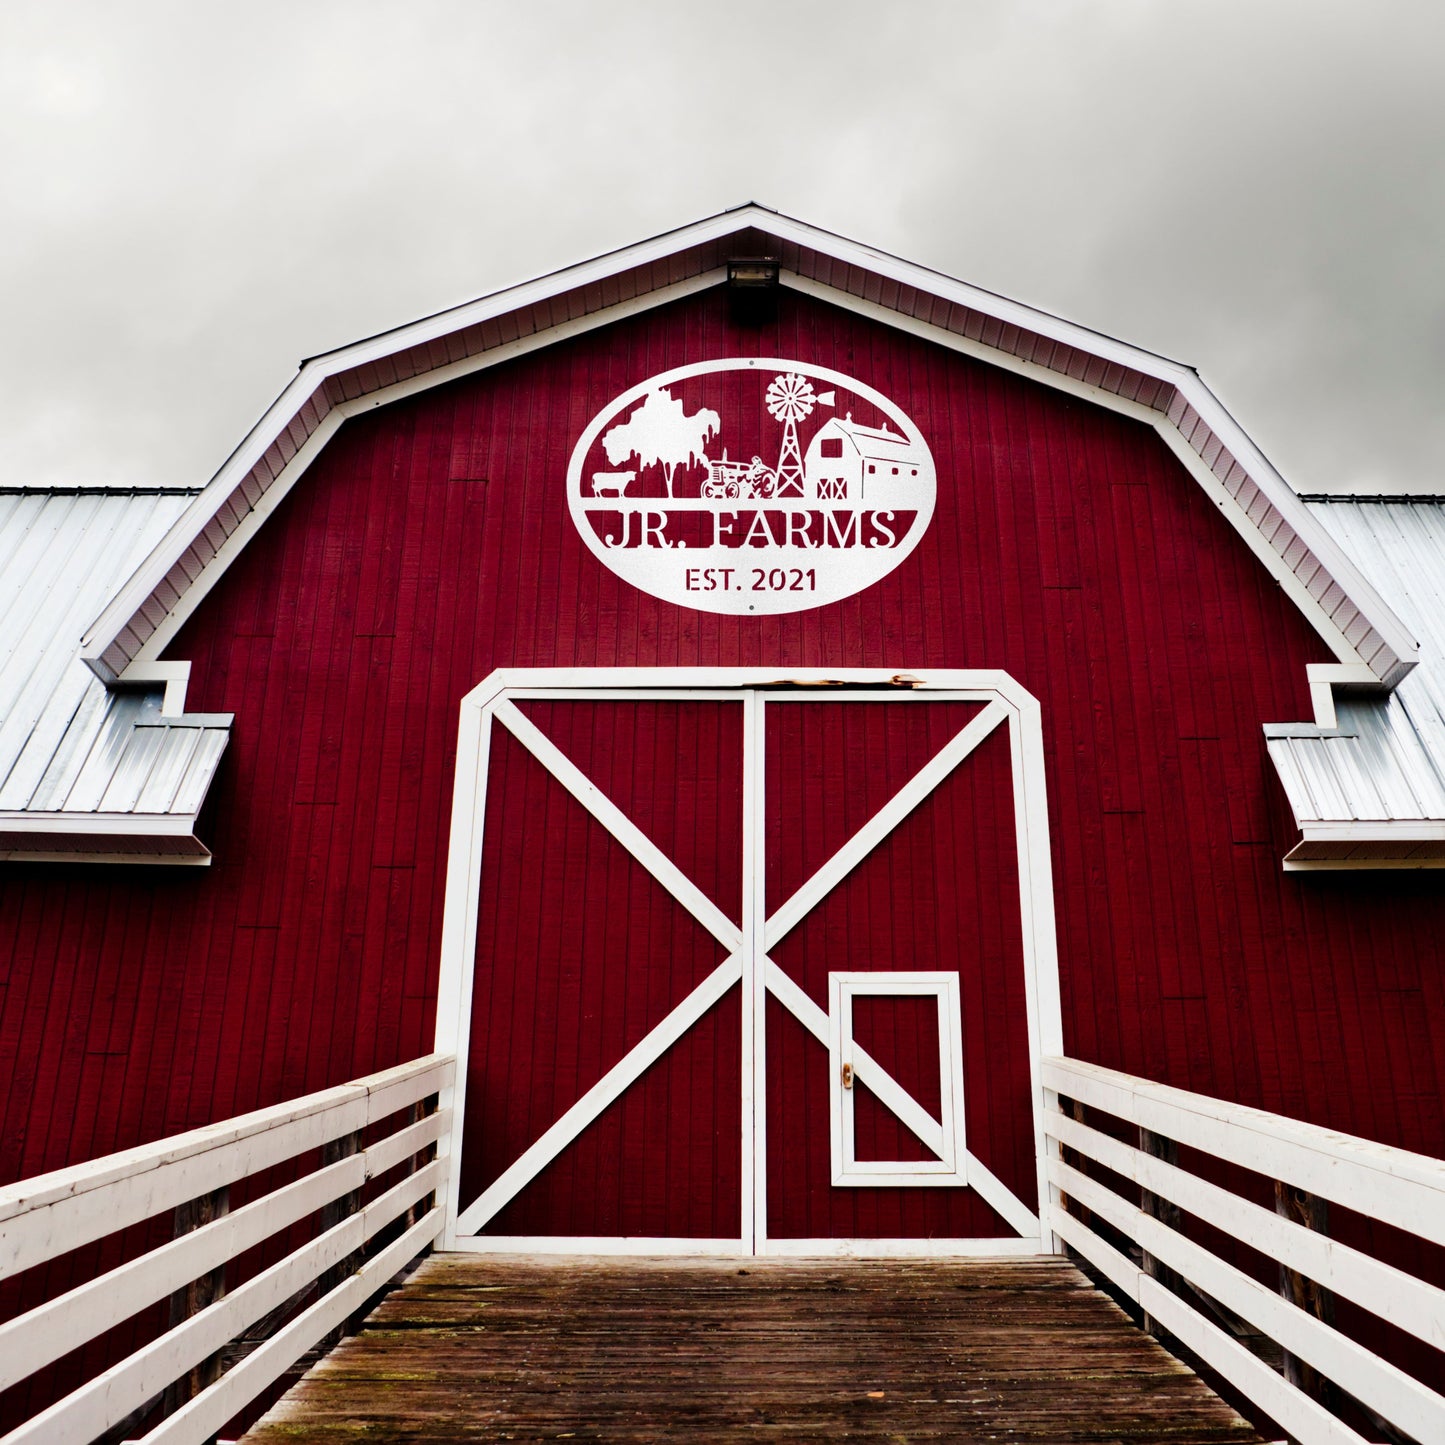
[765,373,817,497]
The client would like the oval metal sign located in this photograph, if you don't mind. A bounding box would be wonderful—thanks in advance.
[567,358,935,614]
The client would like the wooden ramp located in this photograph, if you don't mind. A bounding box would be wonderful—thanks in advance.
[244,1254,1261,1443]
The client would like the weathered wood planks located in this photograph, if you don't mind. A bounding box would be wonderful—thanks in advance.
[243,1254,1261,1442]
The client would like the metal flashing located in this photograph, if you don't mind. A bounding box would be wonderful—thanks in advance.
[0,489,231,863]
[1267,500,1445,866]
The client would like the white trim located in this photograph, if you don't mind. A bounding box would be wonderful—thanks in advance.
[1292,821,1445,842]
[447,1235,749,1257]
[764,701,1008,950]
[964,1151,1042,1239]
[768,959,1038,1232]
[91,272,726,682]
[1284,855,1445,871]
[444,1234,1045,1259]
[829,972,964,1183]
[1304,662,1379,730]
[434,670,1062,1258]
[433,693,492,1251]
[761,1236,1044,1259]
[1298,480,1445,499]
[0,849,212,866]
[765,961,950,1162]
[493,698,741,951]
[0,811,200,835]
[792,275,1381,672]
[743,687,765,1253]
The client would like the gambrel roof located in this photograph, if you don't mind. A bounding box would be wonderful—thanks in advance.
[3,204,1441,865]
[79,204,1417,695]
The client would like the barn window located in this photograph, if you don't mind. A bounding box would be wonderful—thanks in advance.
[868,464,876,474]
[820,438,843,458]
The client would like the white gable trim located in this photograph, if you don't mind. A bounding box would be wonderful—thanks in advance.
[82,270,725,694]
[78,205,1418,699]
[790,278,1404,676]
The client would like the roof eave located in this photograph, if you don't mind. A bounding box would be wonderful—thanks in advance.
[0,811,213,865]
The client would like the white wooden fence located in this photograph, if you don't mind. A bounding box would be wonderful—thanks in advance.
[1043,1057,1445,1445]
[0,1053,453,1445]
[3,1050,1441,1444]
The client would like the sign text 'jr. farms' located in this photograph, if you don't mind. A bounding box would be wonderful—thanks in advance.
[567,358,936,614]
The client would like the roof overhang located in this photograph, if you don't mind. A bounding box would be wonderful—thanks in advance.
[77,204,1418,702]
[0,811,214,865]
[1281,823,1445,871]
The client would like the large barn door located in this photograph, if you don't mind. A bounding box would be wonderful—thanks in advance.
[757,695,1043,1252]
[436,673,1060,1256]
[449,692,750,1250]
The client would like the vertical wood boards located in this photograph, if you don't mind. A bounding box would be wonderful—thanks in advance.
[459,705,744,1239]
[1,283,1441,1230]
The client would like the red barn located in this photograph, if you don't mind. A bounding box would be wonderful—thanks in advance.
[2,208,1441,1443]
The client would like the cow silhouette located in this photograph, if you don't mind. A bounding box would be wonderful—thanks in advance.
[591,470,635,497]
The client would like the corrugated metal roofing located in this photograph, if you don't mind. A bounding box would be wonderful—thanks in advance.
[3,481,1442,865]
[0,488,230,858]
[1267,501,1445,861]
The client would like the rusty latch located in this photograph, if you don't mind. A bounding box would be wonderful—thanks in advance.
[841,1062,854,1090]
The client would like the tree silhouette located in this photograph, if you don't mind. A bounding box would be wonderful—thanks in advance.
[602,388,720,497]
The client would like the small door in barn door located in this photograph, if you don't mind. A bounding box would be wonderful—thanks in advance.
[438,674,1059,1255]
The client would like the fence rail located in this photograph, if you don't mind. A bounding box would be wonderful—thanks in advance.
[1043,1056,1445,1445]
[0,1053,454,1445]
[4,1050,1441,1445]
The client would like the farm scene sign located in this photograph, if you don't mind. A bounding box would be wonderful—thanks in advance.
[567,358,936,613]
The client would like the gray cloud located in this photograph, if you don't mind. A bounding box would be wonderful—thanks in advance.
[2,0,1442,492]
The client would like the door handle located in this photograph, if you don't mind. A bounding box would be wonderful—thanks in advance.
[841,1062,854,1090]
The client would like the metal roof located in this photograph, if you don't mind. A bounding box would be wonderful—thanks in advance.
[1267,500,1445,866]
[0,488,230,862]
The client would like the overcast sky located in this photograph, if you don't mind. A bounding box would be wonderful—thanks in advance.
[3,1,1442,495]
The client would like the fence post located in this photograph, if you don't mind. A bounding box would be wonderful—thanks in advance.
[1139,1129,1182,1340]
[163,1186,231,1411]
[1054,1096,1090,1229]
[1274,1181,1335,1405]
[318,1129,365,1346]
[404,1094,440,1230]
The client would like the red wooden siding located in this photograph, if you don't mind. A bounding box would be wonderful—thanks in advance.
[851,995,943,1163]
[1,282,1443,1212]
[514,699,745,926]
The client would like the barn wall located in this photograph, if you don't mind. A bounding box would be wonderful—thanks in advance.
[2,285,1443,1188]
